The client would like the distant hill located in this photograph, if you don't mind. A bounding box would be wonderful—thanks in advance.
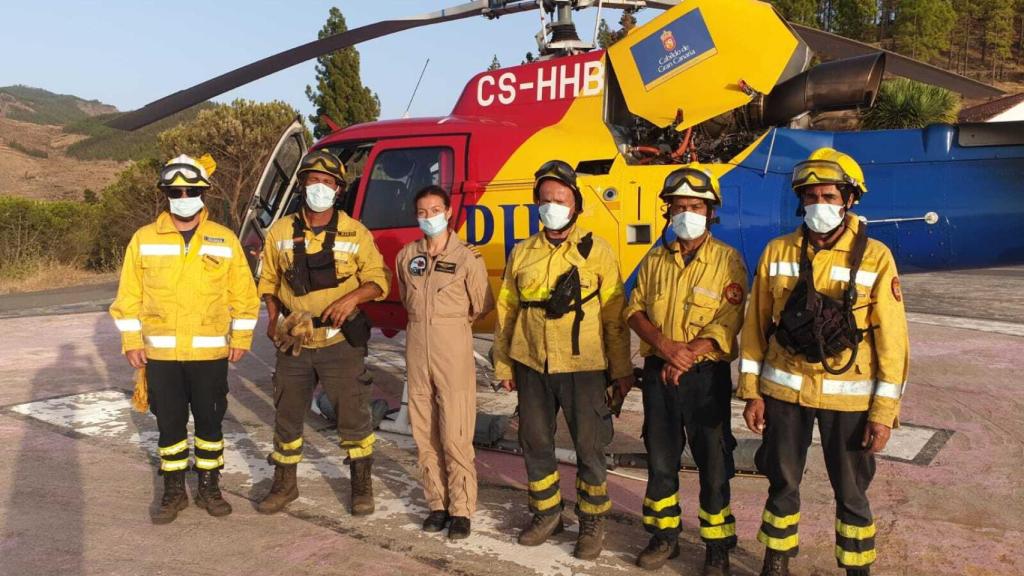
[64,103,215,162]
[0,85,117,125]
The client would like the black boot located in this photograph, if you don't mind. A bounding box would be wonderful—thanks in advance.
[152,470,188,524]
[195,469,232,517]
[422,510,450,532]
[448,516,472,540]
[760,549,790,576]
[847,569,870,576]
[703,542,731,576]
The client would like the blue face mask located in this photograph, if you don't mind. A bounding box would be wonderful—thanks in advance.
[418,213,448,237]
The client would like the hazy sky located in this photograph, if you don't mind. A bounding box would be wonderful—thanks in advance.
[2,1,658,124]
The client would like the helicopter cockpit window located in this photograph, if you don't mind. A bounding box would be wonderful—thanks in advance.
[360,147,454,230]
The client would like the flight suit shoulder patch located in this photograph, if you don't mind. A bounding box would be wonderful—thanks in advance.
[724,282,744,305]
[435,261,457,274]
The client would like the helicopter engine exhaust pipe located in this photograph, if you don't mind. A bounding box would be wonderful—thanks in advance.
[752,52,886,127]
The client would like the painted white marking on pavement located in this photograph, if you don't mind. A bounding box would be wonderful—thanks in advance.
[907,312,1024,337]
[8,391,630,576]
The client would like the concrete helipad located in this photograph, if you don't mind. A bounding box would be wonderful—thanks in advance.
[0,267,1021,576]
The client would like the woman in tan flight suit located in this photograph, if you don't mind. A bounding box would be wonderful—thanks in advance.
[396,185,494,540]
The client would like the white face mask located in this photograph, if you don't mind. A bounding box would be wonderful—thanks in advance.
[418,213,448,237]
[305,183,337,213]
[538,202,573,231]
[670,211,707,240]
[804,203,845,233]
[169,196,204,218]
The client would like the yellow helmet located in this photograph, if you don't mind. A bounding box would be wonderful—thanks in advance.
[158,154,216,188]
[791,147,867,198]
[659,163,722,206]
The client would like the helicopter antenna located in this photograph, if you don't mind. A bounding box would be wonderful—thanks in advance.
[591,0,604,48]
[402,58,430,119]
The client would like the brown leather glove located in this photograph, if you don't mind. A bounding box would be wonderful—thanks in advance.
[275,311,314,356]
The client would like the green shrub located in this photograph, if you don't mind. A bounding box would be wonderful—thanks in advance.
[6,140,48,158]
[0,197,99,280]
[862,78,961,130]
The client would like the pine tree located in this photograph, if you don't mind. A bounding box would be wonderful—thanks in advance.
[488,55,502,71]
[771,0,820,25]
[981,0,1015,77]
[832,0,878,41]
[305,8,381,139]
[893,0,957,60]
[596,9,639,49]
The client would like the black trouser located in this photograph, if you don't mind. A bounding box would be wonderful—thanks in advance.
[641,357,737,547]
[271,340,373,464]
[515,362,613,517]
[755,396,877,569]
[146,359,229,473]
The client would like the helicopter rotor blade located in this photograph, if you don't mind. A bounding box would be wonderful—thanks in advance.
[106,0,540,131]
[791,24,1003,99]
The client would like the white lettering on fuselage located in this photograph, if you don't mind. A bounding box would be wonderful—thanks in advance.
[474,60,604,107]
[657,45,697,74]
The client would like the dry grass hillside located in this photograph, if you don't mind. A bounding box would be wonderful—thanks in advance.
[0,117,127,200]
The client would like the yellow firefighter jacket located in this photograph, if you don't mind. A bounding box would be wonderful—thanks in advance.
[258,210,391,348]
[738,214,909,427]
[492,225,632,381]
[110,209,259,361]
[624,234,748,363]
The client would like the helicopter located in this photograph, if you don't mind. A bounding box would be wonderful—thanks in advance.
[109,0,1024,335]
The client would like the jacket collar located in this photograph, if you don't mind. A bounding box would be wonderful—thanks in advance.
[415,232,460,257]
[669,233,713,268]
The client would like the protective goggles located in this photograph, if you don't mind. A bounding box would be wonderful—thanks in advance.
[163,187,204,198]
[533,160,578,191]
[660,169,715,195]
[159,164,210,187]
[791,160,857,189]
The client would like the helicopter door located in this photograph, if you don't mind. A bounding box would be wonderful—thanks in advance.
[352,135,467,328]
[237,118,307,277]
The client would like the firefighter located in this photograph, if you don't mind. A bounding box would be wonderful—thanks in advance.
[493,160,634,560]
[739,148,909,576]
[625,165,747,574]
[396,185,495,540]
[110,154,259,524]
[256,150,391,516]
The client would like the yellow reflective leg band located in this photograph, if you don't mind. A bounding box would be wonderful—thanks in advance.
[836,519,876,539]
[529,471,560,492]
[643,515,681,530]
[578,499,612,515]
[530,492,562,511]
[194,456,225,470]
[575,478,607,497]
[160,458,190,472]
[762,509,800,529]
[699,506,733,525]
[341,434,375,459]
[643,494,679,512]
[158,439,188,456]
[278,436,303,451]
[836,546,877,566]
[194,437,224,452]
[271,451,303,465]
[757,530,799,551]
[700,523,737,540]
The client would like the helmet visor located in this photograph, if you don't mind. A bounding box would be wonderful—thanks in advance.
[791,160,853,189]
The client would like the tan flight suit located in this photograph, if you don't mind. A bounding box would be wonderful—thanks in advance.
[396,234,494,517]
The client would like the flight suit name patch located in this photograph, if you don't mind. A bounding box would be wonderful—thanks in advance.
[435,261,457,274]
